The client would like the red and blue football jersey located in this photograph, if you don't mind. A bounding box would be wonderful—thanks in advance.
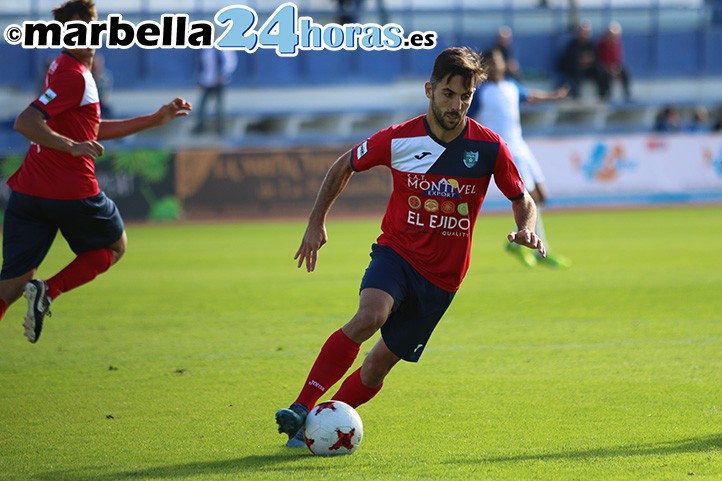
[351,115,524,292]
[8,51,101,200]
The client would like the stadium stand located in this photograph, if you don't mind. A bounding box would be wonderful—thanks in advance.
[1,0,721,149]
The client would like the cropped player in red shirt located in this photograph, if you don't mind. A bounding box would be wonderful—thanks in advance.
[0,0,192,343]
[275,47,546,446]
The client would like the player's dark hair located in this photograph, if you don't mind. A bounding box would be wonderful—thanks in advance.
[52,0,97,23]
[430,47,487,89]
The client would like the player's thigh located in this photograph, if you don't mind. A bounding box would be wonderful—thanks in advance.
[354,288,394,325]
[380,282,455,363]
[0,192,57,280]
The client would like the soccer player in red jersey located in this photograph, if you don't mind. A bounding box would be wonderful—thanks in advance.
[275,47,546,446]
[0,0,192,343]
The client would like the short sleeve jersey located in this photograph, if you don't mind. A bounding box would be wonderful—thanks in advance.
[350,114,524,292]
[7,51,101,200]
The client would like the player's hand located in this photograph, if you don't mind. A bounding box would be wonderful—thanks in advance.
[70,140,104,159]
[155,97,192,125]
[508,229,546,258]
[294,223,328,272]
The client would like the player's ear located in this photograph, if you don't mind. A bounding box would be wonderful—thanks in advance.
[424,81,433,99]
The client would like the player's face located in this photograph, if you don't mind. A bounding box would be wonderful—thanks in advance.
[65,13,97,66]
[67,47,96,65]
[427,74,474,132]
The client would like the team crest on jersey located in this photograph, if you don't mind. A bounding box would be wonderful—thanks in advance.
[463,151,479,168]
[39,88,57,105]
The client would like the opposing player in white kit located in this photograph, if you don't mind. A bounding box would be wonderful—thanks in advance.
[472,49,571,268]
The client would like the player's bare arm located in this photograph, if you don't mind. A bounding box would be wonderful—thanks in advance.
[97,97,192,140]
[14,106,104,159]
[508,191,546,257]
[295,150,355,272]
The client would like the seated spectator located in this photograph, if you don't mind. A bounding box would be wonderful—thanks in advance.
[596,21,632,101]
[654,106,682,133]
[712,107,722,132]
[490,25,522,82]
[557,20,606,100]
[685,106,710,132]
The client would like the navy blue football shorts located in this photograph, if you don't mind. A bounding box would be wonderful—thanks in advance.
[359,243,456,363]
[1,190,124,280]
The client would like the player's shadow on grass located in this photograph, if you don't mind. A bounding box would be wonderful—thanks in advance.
[34,434,722,480]
[34,451,318,481]
[449,433,722,465]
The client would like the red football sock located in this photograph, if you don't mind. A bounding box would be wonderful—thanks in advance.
[294,328,360,410]
[46,248,114,301]
[0,298,7,320]
[333,367,383,408]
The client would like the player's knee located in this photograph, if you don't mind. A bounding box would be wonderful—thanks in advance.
[345,308,388,343]
[0,271,35,306]
[360,364,386,388]
[357,306,389,331]
[360,354,394,388]
[108,232,127,264]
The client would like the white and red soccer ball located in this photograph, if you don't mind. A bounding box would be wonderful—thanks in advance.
[303,400,363,456]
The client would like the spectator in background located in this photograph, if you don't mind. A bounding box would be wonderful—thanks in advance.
[685,106,710,132]
[490,26,523,82]
[710,106,722,132]
[335,0,388,24]
[91,53,114,118]
[557,20,606,100]
[654,105,682,133]
[192,48,237,135]
[596,21,632,102]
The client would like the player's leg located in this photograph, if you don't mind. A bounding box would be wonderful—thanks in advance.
[333,336,399,407]
[276,243,406,444]
[0,273,35,319]
[285,338,399,447]
[41,193,124,304]
[0,191,58,341]
[334,265,455,406]
[523,161,571,269]
[276,287,394,442]
[296,287,393,408]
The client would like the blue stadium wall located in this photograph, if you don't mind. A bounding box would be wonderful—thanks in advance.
[2,29,722,90]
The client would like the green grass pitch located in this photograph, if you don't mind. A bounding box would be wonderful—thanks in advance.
[1,205,721,480]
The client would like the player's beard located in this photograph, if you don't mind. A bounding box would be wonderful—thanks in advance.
[430,93,463,131]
